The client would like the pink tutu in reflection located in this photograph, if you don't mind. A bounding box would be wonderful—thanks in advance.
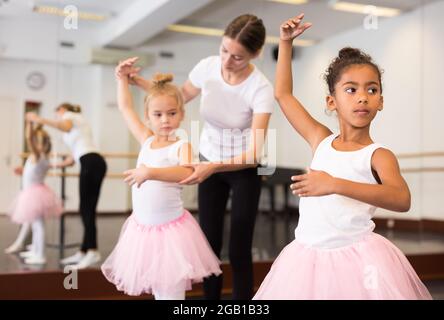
[254,233,432,300]
[9,184,63,224]
[101,210,222,296]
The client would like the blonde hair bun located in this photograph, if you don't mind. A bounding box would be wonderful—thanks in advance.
[152,73,174,86]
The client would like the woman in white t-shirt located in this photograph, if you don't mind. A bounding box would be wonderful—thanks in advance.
[120,14,273,300]
[27,103,107,269]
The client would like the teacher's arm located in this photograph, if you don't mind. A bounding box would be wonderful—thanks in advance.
[179,113,271,185]
[212,113,271,172]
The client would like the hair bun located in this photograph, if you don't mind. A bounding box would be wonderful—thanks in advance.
[338,47,371,61]
[57,103,81,113]
[152,73,174,85]
[73,105,82,113]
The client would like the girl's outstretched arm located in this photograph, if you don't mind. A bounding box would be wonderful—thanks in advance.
[291,149,411,212]
[123,143,195,186]
[276,14,331,152]
[115,58,153,145]
[26,112,72,132]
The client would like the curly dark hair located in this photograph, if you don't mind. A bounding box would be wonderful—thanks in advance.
[324,47,383,95]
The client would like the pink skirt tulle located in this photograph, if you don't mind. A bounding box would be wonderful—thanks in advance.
[101,210,222,296]
[8,184,63,224]
[254,232,432,300]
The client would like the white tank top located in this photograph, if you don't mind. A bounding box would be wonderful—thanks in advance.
[132,136,187,226]
[22,156,49,189]
[295,133,385,249]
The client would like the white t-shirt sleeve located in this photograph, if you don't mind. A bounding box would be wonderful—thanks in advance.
[251,82,274,114]
[62,112,83,129]
[188,56,213,89]
[62,112,77,125]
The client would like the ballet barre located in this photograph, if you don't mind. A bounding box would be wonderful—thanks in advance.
[48,172,126,178]
[397,151,444,174]
[402,167,444,173]
[20,152,138,159]
[398,151,444,159]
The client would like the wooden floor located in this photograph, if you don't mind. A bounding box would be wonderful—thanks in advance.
[1,211,444,299]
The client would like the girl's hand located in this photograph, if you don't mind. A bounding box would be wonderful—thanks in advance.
[115,57,141,83]
[178,162,215,185]
[13,166,23,175]
[280,13,312,41]
[290,169,336,197]
[25,112,40,123]
[123,164,151,188]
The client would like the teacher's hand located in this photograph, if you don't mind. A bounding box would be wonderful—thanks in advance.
[115,57,141,83]
[179,162,216,185]
[13,166,23,176]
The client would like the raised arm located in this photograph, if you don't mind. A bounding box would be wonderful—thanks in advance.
[115,58,152,145]
[276,14,331,152]
[181,80,201,103]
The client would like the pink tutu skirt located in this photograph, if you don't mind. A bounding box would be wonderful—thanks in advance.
[101,210,222,296]
[8,184,63,224]
[254,232,432,300]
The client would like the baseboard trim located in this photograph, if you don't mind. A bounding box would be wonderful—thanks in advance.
[0,255,442,299]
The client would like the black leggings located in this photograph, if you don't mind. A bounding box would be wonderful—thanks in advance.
[79,153,107,252]
[198,165,262,300]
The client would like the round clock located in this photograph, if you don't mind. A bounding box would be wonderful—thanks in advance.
[26,72,46,90]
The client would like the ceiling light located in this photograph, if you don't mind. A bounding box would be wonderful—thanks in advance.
[266,0,308,4]
[167,24,223,37]
[330,1,401,17]
[266,35,315,47]
[168,24,316,47]
[33,5,108,21]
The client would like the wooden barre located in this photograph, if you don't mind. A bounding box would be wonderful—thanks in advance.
[398,152,444,159]
[401,167,444,173]
[20,151,444,160]
[47,167,444,178]
[48,172,125,178]
[20,152,138,159]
